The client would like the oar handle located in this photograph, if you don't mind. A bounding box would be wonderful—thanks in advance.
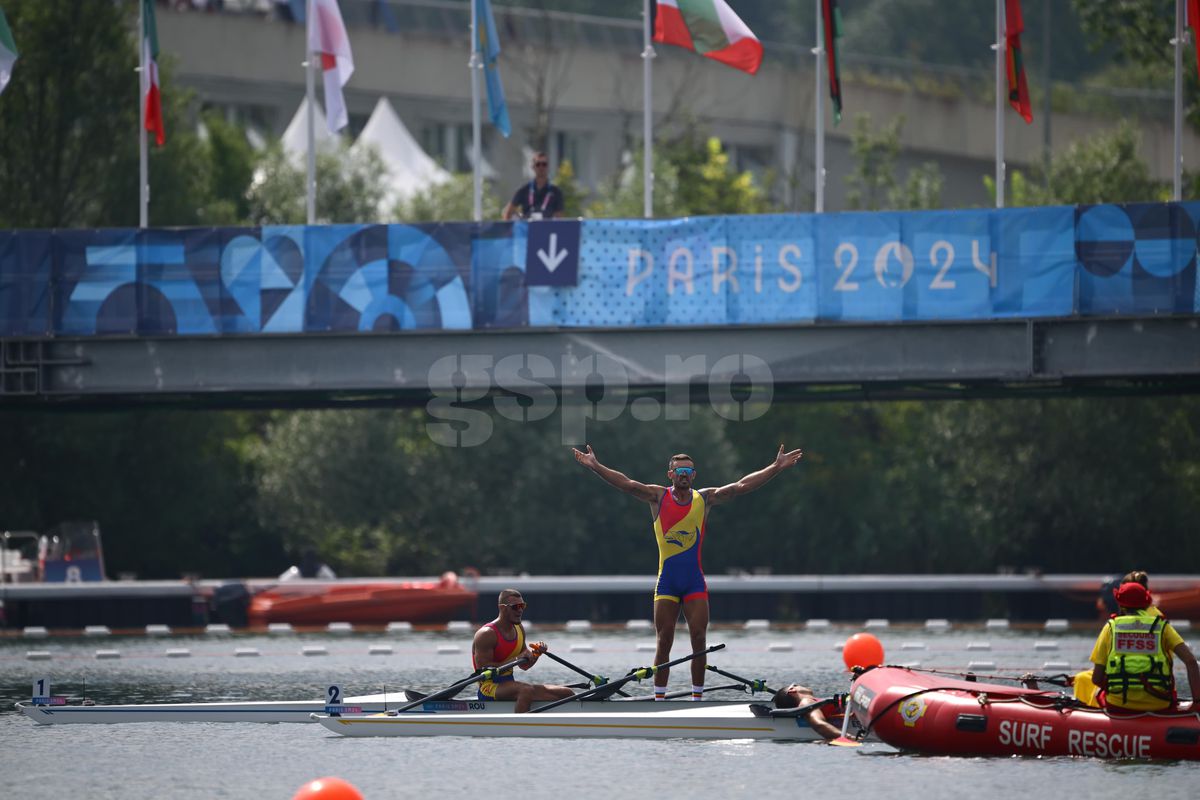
[528,643,726,714]
[389,656,528,715]
[705,664,777,695]
[539,648,630,697]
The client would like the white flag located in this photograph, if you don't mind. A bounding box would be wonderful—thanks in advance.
[308,0,354,133]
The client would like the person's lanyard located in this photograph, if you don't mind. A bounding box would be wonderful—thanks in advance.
[527,181,552,212]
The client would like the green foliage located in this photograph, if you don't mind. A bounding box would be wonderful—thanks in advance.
[846,114,943,211]
[246,143,389,224]
[0,410,276,579]
[987,122,1165,206]
[588,134,775,218]
[0,0,256,228]
[199,111,257,224]
[393,173,500,223]
[0,0,140,227]
[554,160,586,218]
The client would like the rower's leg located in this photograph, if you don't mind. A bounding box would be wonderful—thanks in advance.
[512,682,535,714]
[682,596,710,692]
[653,597,680,697]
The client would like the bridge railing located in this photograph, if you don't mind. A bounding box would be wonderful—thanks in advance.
[1,203,1196,338]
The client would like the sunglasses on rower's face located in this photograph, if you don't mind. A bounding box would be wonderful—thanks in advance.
[501,602,527,611]
[533,161,548,168]
[672,467,695,477]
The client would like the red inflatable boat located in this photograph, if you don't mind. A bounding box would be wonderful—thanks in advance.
[248,573,477,626]
[848,666,1200,760]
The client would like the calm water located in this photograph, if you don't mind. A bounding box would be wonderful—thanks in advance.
[3,626,1199,799]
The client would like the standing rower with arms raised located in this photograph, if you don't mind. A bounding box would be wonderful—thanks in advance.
[572,445,804,701]
[472,589,574,713]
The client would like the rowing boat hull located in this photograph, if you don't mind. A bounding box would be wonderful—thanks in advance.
[15,694,749,725]
[316,705,831,740]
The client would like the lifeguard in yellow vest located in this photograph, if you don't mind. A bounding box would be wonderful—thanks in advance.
[573,444,804,701]
[1089,581,1200,711]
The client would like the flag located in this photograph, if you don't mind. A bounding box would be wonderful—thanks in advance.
[652,0,763,76]
[1005,0,1032,124]
[1189,0,1200,80]
[309,0,354,134]
[0,5,17,96]
[476,0,511,137]
[142,0,164,146]
[822,0,843,125]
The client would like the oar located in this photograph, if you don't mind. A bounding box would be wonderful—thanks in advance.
[829,692,860,747]
[538,647,631,698]
[529,643,727,713]
[705,664,778,695]
[388,656,528,715]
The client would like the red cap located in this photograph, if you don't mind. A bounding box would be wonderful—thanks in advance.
[1113,581,1152,610]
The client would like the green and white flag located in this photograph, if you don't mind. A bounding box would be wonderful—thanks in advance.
[0,6,18,95]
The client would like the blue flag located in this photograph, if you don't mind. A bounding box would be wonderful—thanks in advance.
[476,0,511,138]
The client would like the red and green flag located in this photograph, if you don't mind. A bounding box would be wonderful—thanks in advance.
[1189,0,1200,79]
[822,0,843,125]
[0,5,18,96]
[652,0,763,76]
[1005,0,1032,124]
[142,0,164,146]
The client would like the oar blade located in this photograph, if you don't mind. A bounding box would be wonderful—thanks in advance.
[828,736,862,748]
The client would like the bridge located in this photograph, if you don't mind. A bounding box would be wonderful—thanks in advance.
[1,202,1198,409]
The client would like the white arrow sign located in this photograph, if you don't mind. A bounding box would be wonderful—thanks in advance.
[537,232,570,273]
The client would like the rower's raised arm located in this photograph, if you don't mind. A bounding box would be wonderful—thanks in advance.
[704,444,803,507]
[572,445,663,503]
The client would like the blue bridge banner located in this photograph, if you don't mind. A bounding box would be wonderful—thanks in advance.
[1,202,1197,337]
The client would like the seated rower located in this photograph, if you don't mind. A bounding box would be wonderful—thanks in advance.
[772,683,841,740]
[472,589,574,713]
[1090,580,1200,712]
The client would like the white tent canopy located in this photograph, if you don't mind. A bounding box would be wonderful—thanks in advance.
[352,97,451,212]
[281,97,335,165]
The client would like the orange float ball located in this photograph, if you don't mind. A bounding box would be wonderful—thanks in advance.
[292,777,364,800]
[842,632,885,671]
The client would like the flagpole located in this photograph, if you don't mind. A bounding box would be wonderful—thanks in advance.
[1173,0,1184,201]
[642,0,655,219]
[994,0,1005,209]
[814,0,825,213]
[306,0,316,225]
[470,0,483,222]
[138,1,148,228]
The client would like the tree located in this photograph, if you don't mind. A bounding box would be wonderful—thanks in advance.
[588,133,775,218]
[246,143,389,225]
[988,121,1164,205]
[394,174,501,223]
[0,0,233,228]
[845,113,943,211]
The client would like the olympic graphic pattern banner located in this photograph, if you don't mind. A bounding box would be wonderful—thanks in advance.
[0,202,1196,337]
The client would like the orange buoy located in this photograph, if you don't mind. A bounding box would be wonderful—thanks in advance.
[292,777,364,800]
[841,632,885,671]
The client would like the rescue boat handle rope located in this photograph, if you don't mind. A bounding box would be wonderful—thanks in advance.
[896,665,1075,687]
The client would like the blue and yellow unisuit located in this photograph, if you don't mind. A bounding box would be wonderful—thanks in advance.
[653,489,707,603]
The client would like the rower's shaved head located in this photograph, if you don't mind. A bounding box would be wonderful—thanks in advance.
[498,588,522,604]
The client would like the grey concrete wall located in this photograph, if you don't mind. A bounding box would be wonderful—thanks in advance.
[158,7,1198,213]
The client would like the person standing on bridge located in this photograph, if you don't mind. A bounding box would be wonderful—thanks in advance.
[502,151,563,221]
[571,445,804,701]
[472,588,574,713]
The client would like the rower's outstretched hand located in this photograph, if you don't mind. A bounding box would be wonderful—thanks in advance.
[572,445,598,470]
[529,641,547,662]
[773,444,803,470]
